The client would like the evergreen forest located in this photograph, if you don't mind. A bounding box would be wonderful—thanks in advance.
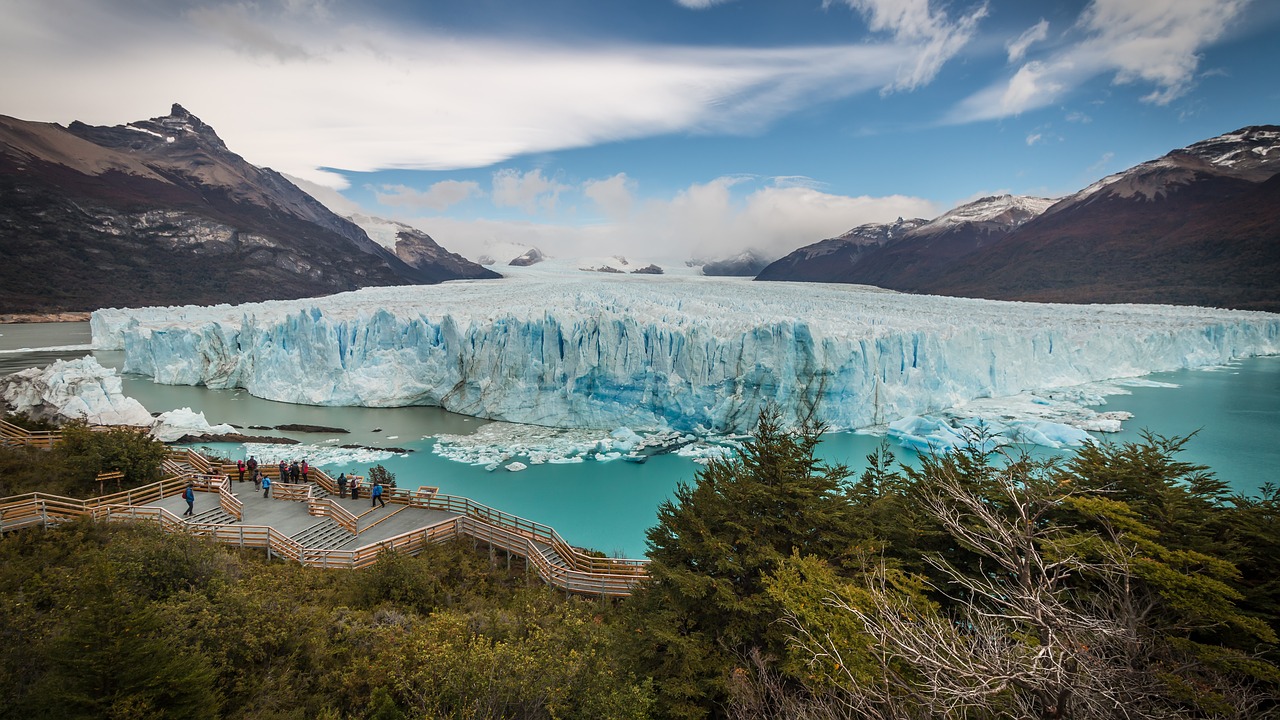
[1,410,1278,719]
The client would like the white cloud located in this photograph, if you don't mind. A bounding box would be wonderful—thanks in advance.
[283,173,364,215]
[0,1,969,185]
[374,180,482,210]
[492,169,569,213]
[1080,0,1249,104]
[1006,19,1049,64]
[1065,111,1092,123]
[402,176,939,264]
[946,0,1250,123]
[831,0,990,91]
[1088,151,1115,174]
[674,0,735,8]
[583,174,636,220]
[1026,133,1043,146]
[186,4,313,61]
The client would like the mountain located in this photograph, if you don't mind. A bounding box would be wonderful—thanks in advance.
[756,195,1052,286]
[346,213,501,281]
[758,126,1280,311]
[921,126,1280,310]
[700,250,772,277]
[0,104,495,313]
[755,217,927,282]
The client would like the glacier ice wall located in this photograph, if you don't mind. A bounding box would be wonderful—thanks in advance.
[91,275,1280,433]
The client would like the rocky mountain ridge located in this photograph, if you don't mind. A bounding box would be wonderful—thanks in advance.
[758,126,1280,310]
[0,105,495,313]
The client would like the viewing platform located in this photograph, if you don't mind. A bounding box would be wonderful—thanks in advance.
[0,431,648,597]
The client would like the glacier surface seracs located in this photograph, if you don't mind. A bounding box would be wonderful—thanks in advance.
[91,272,1280,435]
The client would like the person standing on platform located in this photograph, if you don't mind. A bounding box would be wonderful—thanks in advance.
[290,461,300,483]
[279,461,288,484]
[247,456,257,478]
[337,473,347,498]
[253,470,261,492]
[350,479,360,501]
[301,460,309,483]
[262,474,272,499]
[237,459,246,483]
[183,482,195,517]
[371,481,386,508]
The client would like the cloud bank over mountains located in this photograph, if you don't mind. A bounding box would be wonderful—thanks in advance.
[2,0,1264,263]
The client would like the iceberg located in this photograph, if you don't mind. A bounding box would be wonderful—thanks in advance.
[90,274,1280,435]
[150,407,237,443]
[0,356,153,427]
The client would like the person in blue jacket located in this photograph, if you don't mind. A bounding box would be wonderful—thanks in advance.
[371,481,386,508]
[183,482,195,517]
[262,474,272,499]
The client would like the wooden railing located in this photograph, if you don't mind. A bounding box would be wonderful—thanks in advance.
[269,481,312,502]
[308,467,646,576]
[307,497,358,534]
[0,419,60,450]
[218,479,243,521]
[2,450,649,596]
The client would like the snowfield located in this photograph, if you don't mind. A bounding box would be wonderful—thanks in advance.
[90,269,1280,436]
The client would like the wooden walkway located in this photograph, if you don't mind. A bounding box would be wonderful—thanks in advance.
[0,434,649,597]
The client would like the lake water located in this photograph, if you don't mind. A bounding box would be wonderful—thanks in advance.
[3,321,1278,557]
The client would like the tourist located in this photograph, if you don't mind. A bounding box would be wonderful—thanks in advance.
[262,474,272,499]
[337,473,347,498]
[236,458,245,483]
[246,455,257,477]
[289,460,300,483]
[252,470,261,491]
[300,459,309,483]
[371,481,386,509]
[278,460,287,483]
[350,479,360,501]
[183,481,195,517]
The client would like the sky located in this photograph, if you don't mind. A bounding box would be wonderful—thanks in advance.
[2,0,1278,262]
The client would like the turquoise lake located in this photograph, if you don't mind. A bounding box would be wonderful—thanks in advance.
[3,322,1278,558]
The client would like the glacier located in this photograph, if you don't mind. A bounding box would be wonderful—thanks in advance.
[90,270,1280,436]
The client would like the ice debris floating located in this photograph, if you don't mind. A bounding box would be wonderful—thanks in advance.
[150,407,236,442]
[0,356,249,442]
[431,421,743,469]
[91,274,1280,436]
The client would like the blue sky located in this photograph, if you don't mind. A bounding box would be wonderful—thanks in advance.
[3,0,1277,261]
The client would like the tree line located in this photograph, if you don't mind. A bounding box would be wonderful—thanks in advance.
[1,409,1277,718]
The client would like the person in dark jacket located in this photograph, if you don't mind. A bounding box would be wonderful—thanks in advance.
[337,473,347,498]
[290,461,300,483]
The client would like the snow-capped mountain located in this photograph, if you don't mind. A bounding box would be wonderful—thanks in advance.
[760,126,1280,311]
[345,213,499,281]
[700,249,773,277]
[756,195,1047,285]
[0,104,492,313]
[913,194,1055,235]
[924,125,1280,310]
[1061,125,1280,210]
[754,217,928,282]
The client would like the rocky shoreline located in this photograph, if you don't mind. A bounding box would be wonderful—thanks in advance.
[0,312,93,324]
